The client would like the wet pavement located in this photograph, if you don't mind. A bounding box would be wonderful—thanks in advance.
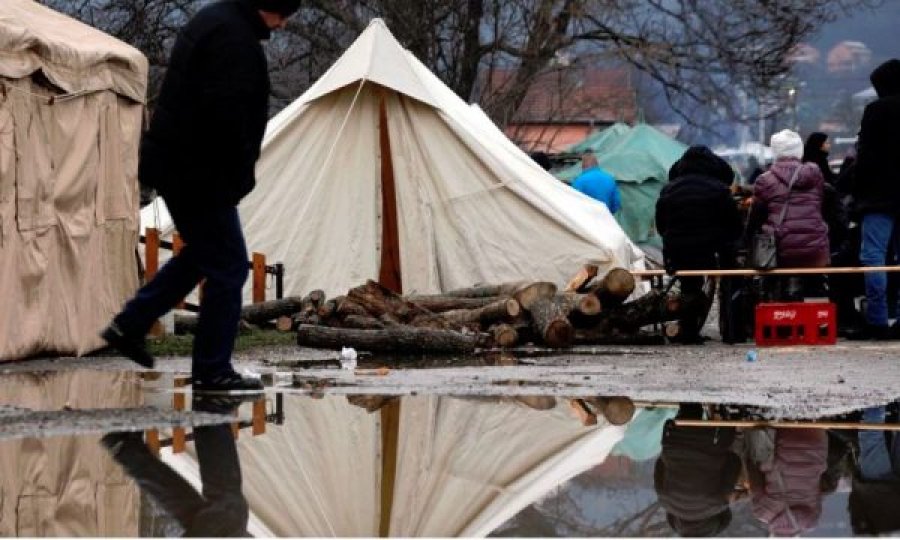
[1,347,899,536]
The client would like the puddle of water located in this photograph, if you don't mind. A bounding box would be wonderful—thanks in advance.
[0,367,898,536]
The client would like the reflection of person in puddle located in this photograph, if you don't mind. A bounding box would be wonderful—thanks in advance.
[101,399,248,536]
[849,403,900,535]
[745,428,827,536]
[654,404,741,536]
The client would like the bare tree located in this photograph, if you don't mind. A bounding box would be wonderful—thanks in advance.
[44,0,874,133]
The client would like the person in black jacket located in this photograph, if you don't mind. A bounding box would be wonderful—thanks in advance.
[656,146,743,343]
[802,132,837,186]
[847,59,900,339]
[101,0,301,391]
[655,404,741,536]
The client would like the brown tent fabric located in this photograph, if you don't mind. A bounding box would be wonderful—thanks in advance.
[0,370,142,536]
[0,0,148,360]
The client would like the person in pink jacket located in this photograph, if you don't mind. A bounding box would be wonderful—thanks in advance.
[747,428,828,536]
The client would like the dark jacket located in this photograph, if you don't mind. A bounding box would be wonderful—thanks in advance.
[752,158,830,267]
[654,422,740,533]
[850,477,900,535]
[853,59,900,215]
[140,0,271,207]
[656,146,743,270]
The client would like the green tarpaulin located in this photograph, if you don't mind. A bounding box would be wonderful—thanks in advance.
[558,124,687,246]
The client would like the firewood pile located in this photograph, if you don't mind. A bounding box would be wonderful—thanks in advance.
[175,265,690,353]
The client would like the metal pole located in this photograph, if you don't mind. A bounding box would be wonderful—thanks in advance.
[275,263,284,300]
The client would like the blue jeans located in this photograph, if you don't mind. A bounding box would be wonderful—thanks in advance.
[860,213,900,327]
[859,406,900,481]
[115,202,249,379]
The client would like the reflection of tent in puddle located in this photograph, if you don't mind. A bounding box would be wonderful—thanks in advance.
[0,370,142,535]
[168,395,626,536]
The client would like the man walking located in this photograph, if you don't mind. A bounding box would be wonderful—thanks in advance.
[101,0,301,391]
[850,59,900,339]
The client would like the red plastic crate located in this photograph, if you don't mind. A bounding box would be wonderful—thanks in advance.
[754,302,837,346]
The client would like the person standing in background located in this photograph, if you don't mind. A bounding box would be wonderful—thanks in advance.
[572,150,621,214]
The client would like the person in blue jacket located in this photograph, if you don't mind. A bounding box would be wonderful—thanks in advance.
[572,151,621,214]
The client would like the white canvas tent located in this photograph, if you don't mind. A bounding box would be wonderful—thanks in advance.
[166,395,626,537]
[232,18,642,297]
[0,0,147,360]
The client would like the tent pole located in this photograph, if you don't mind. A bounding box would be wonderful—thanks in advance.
[378,90,403,294]
[379,399,401,537]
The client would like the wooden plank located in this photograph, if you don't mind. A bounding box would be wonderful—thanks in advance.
[674,419,900,431]
[565,264,599,293]
[145,430,160,456]
[632,265,900,279]
[252,252,266,304]
[144,228,160,280]
[379,399,401,537]
[378,91,403,294]
[568,399,597,426]
[172,233,186,309]
[172,377,186,453]
[252,399,266,436]
[145,228,164,337]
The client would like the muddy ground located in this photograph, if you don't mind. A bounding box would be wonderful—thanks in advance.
[4,341,899,420]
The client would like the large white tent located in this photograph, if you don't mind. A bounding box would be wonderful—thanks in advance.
[231,19,642,297]
[164,395,626,537]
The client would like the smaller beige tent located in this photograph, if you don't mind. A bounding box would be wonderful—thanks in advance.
[0,370,141,536]
[0,0,147,360]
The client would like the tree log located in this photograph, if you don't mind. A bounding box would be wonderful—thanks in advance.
[513,282,558,310]
[305,289,326,309]
[336,298,370,319]
[441,298,521,326]
[569,292,602,316]
[489,323,519,348]
[296,324,486,353]
[589,289,681,335]
[318,297,340,319]
[583,397,636,426]
[569,399,598,426]
[573,329,666,346]
[276,316,294,333]
[176,296,307,334]
[347,280,434,323]
[443,281,530,298]
[403,295,503,312]
[565,263,599,293]
[588,267,635,307]
[347,395,398,413]
[527,296,574,348]
[514,396,557,410]
[239,296,306,325]
[342,314,386,330]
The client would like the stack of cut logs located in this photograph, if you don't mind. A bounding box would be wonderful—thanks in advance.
[175,265,688,353]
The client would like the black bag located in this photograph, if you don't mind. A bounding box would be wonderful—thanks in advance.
[750,164,805,269]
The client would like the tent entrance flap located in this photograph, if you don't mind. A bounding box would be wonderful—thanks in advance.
[378,90,403,293]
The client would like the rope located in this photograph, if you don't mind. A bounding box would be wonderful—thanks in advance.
[285,78,367,251]
[633,265,900,278]
[1,80,95,104]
